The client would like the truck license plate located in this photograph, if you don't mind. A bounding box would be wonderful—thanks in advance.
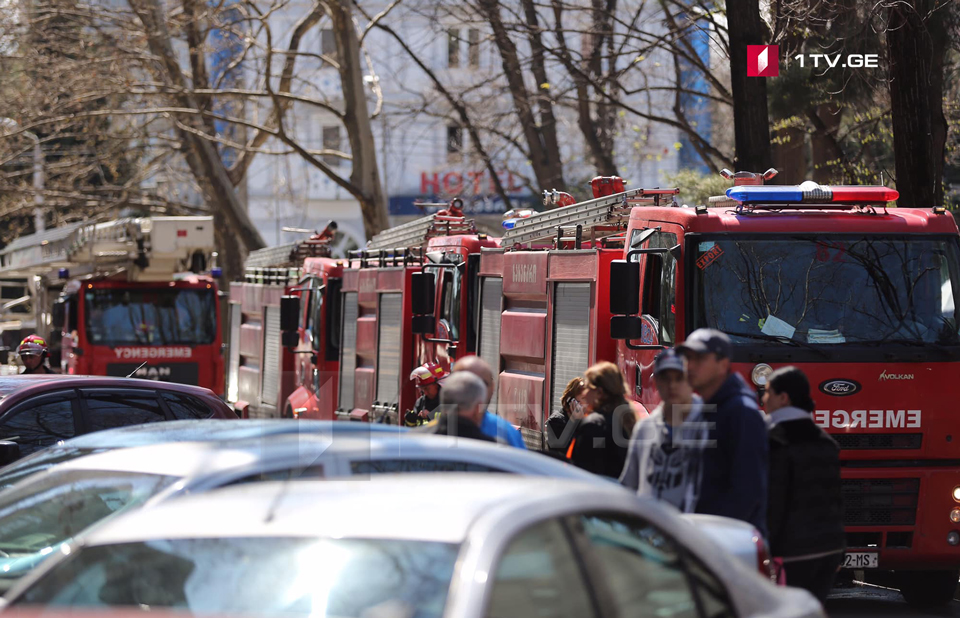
[842,552,878,569]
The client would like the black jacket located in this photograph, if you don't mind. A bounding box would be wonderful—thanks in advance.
[414,413,495,442]
[22,364,56,375]
[695,373,769,538]
[768,415,846,559]
[570,400,630,478]
[545,410,578,454]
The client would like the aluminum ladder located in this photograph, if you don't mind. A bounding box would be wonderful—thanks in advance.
[501,187,679,248]
[366,213,477,251]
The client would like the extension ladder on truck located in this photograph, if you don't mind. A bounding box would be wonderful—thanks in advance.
[501,188,679,248]
[366,209,477,252]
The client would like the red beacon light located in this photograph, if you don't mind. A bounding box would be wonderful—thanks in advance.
[726,181,899,206]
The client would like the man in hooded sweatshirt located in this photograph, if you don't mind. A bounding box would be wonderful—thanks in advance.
[620,348,708,513]
[677,329,769,538]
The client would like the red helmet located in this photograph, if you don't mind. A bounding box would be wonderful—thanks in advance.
[18,334,48,358]
[410,361,447,387]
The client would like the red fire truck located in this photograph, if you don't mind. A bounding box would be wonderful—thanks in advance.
[611,175,960,607]
[226,223,341,419]
[474,183,678,447]
[328,204,498,423]
[0,217,224,393]
[481,169,960,607]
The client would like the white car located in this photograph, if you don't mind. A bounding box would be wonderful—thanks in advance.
[1,476,824,618]
[0,433,769,591]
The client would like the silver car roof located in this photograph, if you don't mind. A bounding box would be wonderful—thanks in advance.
[75,475,642,545]
[49,433,600,481]
[54,419,406,449]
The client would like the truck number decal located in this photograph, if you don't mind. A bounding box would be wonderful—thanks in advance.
[814,409,920,429]
[815,241,847,263]
[512,264,538,284]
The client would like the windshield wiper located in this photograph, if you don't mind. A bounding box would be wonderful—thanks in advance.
[723,331,831,359]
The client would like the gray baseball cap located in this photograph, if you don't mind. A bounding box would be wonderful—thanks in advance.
[653,348,685,375]
[677,328,732,359]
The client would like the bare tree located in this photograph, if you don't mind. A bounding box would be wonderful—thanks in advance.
[1,0,391,279]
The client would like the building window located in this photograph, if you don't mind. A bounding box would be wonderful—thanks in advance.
[323,126,341,167]
[321,28,338,65]
[468,29,480,68]
[447,29,460,68]
[447,125,462,162]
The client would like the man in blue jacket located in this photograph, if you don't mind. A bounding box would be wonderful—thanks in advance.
[677,329,768,538]
[452,355,526,449]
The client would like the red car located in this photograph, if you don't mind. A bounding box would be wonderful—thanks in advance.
[0,375,236,461]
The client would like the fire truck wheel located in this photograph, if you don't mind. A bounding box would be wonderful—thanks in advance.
[896,569,960,609]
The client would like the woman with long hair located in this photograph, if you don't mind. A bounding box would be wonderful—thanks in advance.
[546,377,585,455]
[569,362,635,478]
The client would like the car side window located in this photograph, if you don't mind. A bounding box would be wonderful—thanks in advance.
[350,460,506,474]
[161,393,213,420]
[81,391,166,432]
[485,519,597,618]
[227,465,326,485]
[574,513,733,618]
[0,395,78,456]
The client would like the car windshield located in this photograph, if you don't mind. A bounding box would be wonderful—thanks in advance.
[14,537,460,618]
[692,235,960,346]
[0,448,106,492]
[0,469,178,572]
[84,288,216,346]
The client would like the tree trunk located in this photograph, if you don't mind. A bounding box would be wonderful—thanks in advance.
[809,104,844,183]
[129,0,265,282]
[477,0,564,190]
[326,0,389,238]
[886,0,949,207]
[725,0,772,172]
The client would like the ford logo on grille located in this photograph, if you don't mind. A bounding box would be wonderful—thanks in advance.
[819,379,861,397]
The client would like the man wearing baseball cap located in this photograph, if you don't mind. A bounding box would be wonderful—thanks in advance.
[677,329,769,538]
[620,348,708,513]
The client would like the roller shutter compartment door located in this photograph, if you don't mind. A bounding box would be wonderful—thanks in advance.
[339,292,358,412]
[551,283,592,415]
[260,305,281,407]
[376,293,403,407]
[479,278,503,406]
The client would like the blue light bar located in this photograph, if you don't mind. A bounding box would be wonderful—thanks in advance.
[726,183,899,204]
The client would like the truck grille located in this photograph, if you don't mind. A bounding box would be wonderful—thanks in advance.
[841,478,919,526]
[835,433,922,450]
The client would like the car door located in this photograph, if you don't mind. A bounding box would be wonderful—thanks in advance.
[569,512,736,618]
[78,389,167,433]
[0,391,81,456]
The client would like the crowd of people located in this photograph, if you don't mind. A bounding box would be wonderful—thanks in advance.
[405,327,846,603]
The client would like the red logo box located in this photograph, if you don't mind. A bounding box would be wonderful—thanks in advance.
[747,45,779,77]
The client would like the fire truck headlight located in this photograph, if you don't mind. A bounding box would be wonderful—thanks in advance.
[950,508,960,524]
[949,532,960,546]
[953,486,960,502]
[751,364,773,387]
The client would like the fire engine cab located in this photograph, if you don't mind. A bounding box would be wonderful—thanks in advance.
[328,202,498,423]
[604,171,960,608]
[0,217,223,392]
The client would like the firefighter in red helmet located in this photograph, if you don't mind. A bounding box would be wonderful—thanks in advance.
[404,361,447,426]
[18,335,56,374]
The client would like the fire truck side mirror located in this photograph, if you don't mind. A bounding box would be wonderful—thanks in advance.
[411,272,435,316]
[51,301,66,330]
[412,315,436,335]
[609,260,640,315]
[280,296,300,333]
[610,316,643,340]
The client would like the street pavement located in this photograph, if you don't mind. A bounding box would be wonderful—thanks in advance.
[826,582,960,617]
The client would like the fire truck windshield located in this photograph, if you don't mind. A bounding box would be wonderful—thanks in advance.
[691,235,960,349]
[83,288,217,346]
